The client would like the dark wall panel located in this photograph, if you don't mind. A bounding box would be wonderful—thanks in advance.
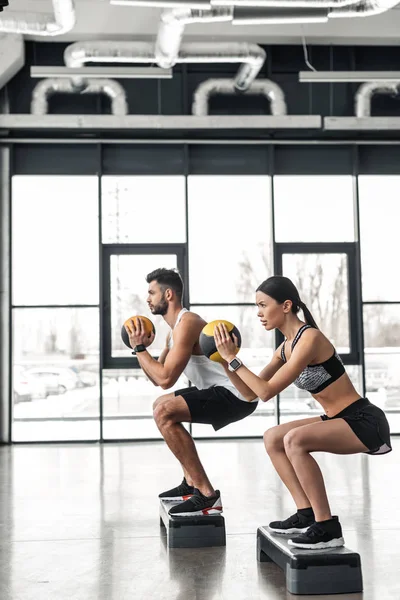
[274,145,353,175]
[358,146,400,174]
[13,144,99,175]
[6,41,400,128]
[102,144,185,175]
[188,144,270,174]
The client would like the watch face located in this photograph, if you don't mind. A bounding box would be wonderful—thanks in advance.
[230,358,241,370]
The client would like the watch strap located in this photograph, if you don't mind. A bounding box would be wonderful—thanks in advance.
[132,344,146,354]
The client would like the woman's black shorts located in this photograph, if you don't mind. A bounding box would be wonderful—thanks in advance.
[174,386,258,431]
[321,397,392,455]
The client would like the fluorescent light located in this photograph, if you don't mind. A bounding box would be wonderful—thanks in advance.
[300,71,400,83]
[30,66,173,79]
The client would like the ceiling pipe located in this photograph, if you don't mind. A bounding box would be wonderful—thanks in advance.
[0,0,75,36]
[0,33,24,90]
[355,81,400,117]
[192,77,287,115]
[330,0,400,18]
[64,40,266,91]
[31,78,128,115]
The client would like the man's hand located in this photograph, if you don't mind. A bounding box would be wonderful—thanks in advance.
[125,317,155,349]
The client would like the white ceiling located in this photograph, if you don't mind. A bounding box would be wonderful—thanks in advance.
[6,0,400,45]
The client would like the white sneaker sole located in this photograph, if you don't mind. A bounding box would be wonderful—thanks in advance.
[159,494,194,502]
[269,526,310,535]
[288,537,345,550]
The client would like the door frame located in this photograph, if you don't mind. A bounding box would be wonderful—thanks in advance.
[102,244,188,370]
[274,242,361,364]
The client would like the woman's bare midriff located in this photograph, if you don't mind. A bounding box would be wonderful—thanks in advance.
[312,373,362,417]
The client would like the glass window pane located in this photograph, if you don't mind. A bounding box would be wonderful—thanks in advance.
[359,176,400,301]
[12,176,99,305]
[12,308,100,441]
[110,254,178,358]
[364,304,400,433]
[188,176,272,303]
[102,369,189,440]
[274,176,355,242]
[282,253,350,351]
[102,176,186,243]
[190,305,275,438]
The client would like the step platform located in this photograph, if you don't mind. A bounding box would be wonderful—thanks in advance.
[257,526,363,595]
[159,499,226,549]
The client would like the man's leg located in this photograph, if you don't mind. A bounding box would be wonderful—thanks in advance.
[153,394,215,497]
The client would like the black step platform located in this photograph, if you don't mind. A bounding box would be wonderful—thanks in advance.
[257,526,363,595]
[159,499,226,548]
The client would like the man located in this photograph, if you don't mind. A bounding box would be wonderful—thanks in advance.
[125,268,258,517]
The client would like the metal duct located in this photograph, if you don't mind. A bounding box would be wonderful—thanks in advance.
[355,81,400,117]
[155,8,233,69]
[330,0,400,17]
[232,7,329,22]
[0,0,75,36]
[0,33,24,90]
[112,0,211,7]
[31,78,128,116]
[192,78,287,115]
[64,41,266,91]
[113,0,360,6]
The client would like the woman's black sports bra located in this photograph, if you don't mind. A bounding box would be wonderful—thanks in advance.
[281,325,345,394]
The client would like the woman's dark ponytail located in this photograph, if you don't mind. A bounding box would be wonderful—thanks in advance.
[257,276,319,329]
[299,301,319,329]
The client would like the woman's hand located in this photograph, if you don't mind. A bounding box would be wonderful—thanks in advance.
[125,317,155,349]
[214,322,239,362]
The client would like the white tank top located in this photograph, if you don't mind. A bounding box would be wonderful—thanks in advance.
[170,308,249,402]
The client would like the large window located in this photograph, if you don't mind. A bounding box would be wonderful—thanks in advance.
[12,176,99,305]
[12,176,100,441]
[102,176,186,244]
[8,148,400,442]
[359,176,400,433]
[188,176,272,304]
[359,176,400,301]
[274,176,355,243]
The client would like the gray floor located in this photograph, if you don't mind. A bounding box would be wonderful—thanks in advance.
[0,437,397,600]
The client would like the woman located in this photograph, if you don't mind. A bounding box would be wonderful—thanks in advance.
[214,276,391,550]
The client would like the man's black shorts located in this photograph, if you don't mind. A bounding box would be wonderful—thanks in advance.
[174,385,258,431]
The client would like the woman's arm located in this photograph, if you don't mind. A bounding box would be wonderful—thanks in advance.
[214,324,319,402]
[220,361,259,402]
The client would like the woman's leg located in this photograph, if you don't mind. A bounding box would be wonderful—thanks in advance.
[283,418,368,522]
[264,416,321,509]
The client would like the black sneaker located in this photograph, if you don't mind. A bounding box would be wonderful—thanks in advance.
[288,516,345,550]
[158,478,194,501]
[269,510,315,534]
[168,488,223,517]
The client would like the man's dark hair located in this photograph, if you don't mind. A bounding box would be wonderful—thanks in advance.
[146,268,184,302]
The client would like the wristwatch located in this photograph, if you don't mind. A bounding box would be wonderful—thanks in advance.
[132,344,146,354]
[228,357,243,372]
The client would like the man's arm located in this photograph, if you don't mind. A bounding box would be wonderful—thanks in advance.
[137,333,171,386]
[135,316,200,389]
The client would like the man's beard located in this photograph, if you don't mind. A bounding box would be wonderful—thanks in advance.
[151,294,168,316]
